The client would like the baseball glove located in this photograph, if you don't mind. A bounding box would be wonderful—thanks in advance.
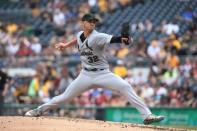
[121,22,132,45]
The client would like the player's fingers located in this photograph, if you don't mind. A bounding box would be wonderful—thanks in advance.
[54,44,58,48]
[56,46,64,51]
[59,47,64,51]
[55,46,60,50]
[55,44,62,49]
[54,42,65,51]
[122,38,128,41]
[121,38,128,44]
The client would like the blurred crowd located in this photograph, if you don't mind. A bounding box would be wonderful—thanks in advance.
[0,0,144,59]
[0,0,197,117]
[3,53,197,108]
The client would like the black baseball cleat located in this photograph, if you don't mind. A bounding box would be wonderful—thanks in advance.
[25,108,42,117]
[143,114,165,125]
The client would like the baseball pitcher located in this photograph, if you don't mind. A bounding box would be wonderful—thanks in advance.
[25,13,164,125]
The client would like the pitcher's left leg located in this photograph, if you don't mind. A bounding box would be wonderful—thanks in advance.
[94,72,151,119]
[94,72,164,124]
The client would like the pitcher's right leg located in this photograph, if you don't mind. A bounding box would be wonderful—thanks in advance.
[25,72,92,117]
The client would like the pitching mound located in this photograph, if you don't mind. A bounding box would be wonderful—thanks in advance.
[0,116,187,131]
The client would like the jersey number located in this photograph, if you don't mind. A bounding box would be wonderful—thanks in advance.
[88,56,99,63]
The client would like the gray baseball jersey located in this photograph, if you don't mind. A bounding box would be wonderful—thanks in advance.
[76,30,112,69]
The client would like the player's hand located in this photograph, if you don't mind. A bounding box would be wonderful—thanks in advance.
[55,42,66,51]
[121,37,133,45]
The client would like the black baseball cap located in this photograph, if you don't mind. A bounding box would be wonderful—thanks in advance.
[81,13,99,22]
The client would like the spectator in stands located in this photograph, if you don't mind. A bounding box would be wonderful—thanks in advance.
[118,0,131,9]
[30,37,42,55]
[125,70,135,86]
[42,38,57,56]
[78,3,91,18]
[77,92,92,106]
[108,0,119,12]
[155,84,168,101]
[28,73,40,100]
[29,0,40,18]
[109,94,127,106]
[176,7,194,23]
[45,64,58,79]
[169,34,181,50]
[158,47,167,62]
[0,44,6,57]
[163,20,180,35]
[16,38,33,57]
[185,92,197,107]
[144,19,153,32]
[165,51,180,69]
[113,60,127,78]
[5,38,19,56]
[147,39,160,61]
[141,84,154,103]
[169,96,181,107]
[116,44,130,59]
[88,0,99,13]
[156,20,166,33]
[53,9,66,28]
[27,63,44,101]
[88,0,97,8]
[98,0,108,12]
[192,60,197,79]
[161,67,179,86]
[39,76,55,103]
[131,20,138,32]
[40,8,53,22]
[133,71,147,85]
[132,36,148,57]
[180,57,192,77]
[6,22,18,34]
[95,90,108,106]
[0,29,11,46]
[137,21,145,32]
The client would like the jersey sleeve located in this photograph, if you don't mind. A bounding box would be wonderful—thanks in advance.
[96,33,113,46]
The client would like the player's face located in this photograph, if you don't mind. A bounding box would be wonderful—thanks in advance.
[82,20,96,32]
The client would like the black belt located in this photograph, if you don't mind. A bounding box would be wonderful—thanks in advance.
[84,68,105,72]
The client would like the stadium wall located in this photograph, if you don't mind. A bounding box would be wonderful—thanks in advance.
[2,104,197,126]
[105,107,197,126]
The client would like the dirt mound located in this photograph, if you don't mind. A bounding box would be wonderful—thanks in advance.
[0,116,187,131]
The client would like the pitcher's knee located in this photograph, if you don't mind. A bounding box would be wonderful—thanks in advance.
[121,83,132,91]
